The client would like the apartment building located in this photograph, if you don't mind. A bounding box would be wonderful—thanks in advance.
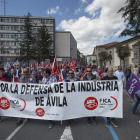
[0,15,55,63]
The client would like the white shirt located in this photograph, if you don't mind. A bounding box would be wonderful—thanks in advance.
[114,70,125,80]
[16,69,19,78]
[92,71,98,77]
[133,67,138,75]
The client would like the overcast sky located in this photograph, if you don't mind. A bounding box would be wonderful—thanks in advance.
[0,0,130,55]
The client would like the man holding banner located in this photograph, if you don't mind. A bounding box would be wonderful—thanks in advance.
[83,67,97,125]
[65,69,79,127]
[16,67,36,125]
[102,67,118,127]
[42,68,57,129]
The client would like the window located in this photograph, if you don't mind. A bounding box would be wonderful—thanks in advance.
[6,42,10,46]
[11,34,15,38]
[20,26,24,31]
[50,35,54,40]
[46,20,50,24]
[2,26,6,30]
[33,27,36,31]
[16,42,20,46]
[20,18,24,23]
[15,49,20,54]
[6,26,10,30]
[11,49,14,54]
[2,49,6,54]
[7,34,10,38]
[20,34,24,39]
[2,18,6,22]
[16,18,19,23]
[50,49,54,53]
[50,27,53,31]
[51,42,53,46]
[29,19,33,23]
[11,26,15,31]
[16,26,20,31]
[1,41,5,46]
[11,18,15,22]
[11,42,15,46]
[6,18,10,22]
[16,34,20,39]
[50,20,53,24]
[7,50,10,54]
[42,19,45,23]
[38,19,41,23]
[2,33,6,38]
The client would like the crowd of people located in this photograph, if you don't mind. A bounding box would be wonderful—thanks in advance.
[0,62,140,129]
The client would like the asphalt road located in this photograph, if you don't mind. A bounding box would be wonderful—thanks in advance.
[0,90,140,140]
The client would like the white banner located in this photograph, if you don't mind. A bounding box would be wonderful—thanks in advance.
[0,80,123,120]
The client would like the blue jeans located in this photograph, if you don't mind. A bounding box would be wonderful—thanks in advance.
[132,94,140,113]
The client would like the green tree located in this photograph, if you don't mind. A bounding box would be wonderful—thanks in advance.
[92,60,96,64]
[19,12,36,65]
[116,45,132,70]
[98,51,112,68]
[118,0,140,37]
[36,24,53,63]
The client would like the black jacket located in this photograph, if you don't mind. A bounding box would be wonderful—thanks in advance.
[65,77,79,82]
[82,74,96,81]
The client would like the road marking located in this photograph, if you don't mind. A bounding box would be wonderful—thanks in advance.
[103,117,119,140]
[60,126,73,140]
[6,119,27,140]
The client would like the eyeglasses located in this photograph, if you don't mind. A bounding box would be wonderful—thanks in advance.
[69,73,74,74]
[23,71,28,73]
[86,71,91,72]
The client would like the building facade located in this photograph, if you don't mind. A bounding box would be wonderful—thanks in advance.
[55,31,77,62]
[0,15,55,64]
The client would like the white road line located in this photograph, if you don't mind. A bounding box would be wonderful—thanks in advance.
[6,119,27,140]
[60,126,73,140]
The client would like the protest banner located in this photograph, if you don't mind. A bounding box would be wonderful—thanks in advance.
[0,80,123,120]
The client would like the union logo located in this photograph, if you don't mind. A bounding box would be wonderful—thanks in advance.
[84,97,98,110]
[36,108,45,117]
[0,97,10,110]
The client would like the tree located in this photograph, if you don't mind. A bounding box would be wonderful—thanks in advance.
[92,60,96,64]
[19,12,36,65]
[36,24,53,63]
[98,51,112,68]
[118,0,140,37]
[116,45,132,70]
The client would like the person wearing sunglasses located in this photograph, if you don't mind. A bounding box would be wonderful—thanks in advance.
[82,67,97,125]
[42,68,57,129]
[65,69,79,127]
[16,67,37,125]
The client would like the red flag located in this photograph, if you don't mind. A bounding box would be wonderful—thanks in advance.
[13,76,20,83]
[51,58,59,76]
[70,58,75,70]
[58,71,64,82]
[41,60,45,68]
[62,60,67,69]
[80,71,86,81]
[57,61,61,68]
[46,64,50,69]
[33,61,37,70]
